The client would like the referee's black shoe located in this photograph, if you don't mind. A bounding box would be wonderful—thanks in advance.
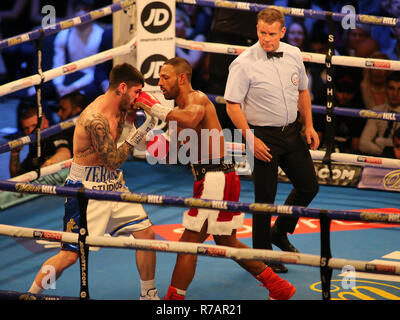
[269,262,288,273]
[271,226,300,253]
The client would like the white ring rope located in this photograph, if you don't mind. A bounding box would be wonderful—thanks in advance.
[1,223,399,277]
[227,142,400,169]
[1,37,398,99]
[0,37,137,98]
[176,37,400,71]
[0,0,135,51]
[8,159,72,183]
[310,150,400,169]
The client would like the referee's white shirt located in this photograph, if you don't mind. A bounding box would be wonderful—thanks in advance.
[224,41,308,127]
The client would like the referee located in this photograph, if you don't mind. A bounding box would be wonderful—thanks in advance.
[225,8,319,272]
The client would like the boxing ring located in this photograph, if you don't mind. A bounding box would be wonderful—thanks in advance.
[0,0,399,305]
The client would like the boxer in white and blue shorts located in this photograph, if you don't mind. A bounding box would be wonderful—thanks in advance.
[28,63,160,300]
[62,162,152,251]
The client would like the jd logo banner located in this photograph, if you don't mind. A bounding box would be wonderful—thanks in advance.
[141,1,172,33]
[141,54,168,86]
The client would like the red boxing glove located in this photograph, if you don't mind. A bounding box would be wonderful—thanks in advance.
[134,91,171,121]
[147,133,170,160]
[136,91,160,105]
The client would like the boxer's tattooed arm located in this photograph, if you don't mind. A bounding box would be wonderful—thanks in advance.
[85,113,132,170]
[116,110,126,138]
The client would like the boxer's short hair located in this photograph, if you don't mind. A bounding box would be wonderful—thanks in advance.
[109,63,145,89]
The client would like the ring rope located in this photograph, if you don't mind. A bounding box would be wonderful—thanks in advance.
[208,94,400,122]
[0,179,398,224]
[0,0,135,51]
[3,106,399,160]
[1,0,395,53]
[2,97,398,157]
[0,37,136,98]
[1,223,399,277]
[1,28,398,99]
[0,290,80,300]
[226,141,400,169]
[0,117,78,154]
[7,159,71,183]
[178,0,400,27]
[311,105,400,122]
[175,37,400,71]
[310,150,400,169]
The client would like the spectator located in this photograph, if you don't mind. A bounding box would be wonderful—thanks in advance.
[380,0,395,16]
[54,91,85,159]
[384,25,400,61]
[52,0,104,102]
[0,0,30,38]
[177,3,213,37]
[337,25,376,97]
[175,7,207,91]
[57,90,86,122]
[9,106,73,177]
[94,25,113,94]
[360,72,400,156]
[283,0,323,36]
[354,37,381,58]
[372,0,400,55]
[0,0,35,82]
[315,74,366,154]
[334,75,366,153]
[284,19,310,52]
[382,127,400,159]
[25,1,74,100]
[360,52,390,110]
[0,36,6,84]
[341,24,379,57]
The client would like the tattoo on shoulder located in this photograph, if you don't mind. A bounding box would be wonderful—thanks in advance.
[83,113,131,170]
[85,113,112,151]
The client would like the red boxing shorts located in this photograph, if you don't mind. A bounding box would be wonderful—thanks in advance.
[183,162,244,235]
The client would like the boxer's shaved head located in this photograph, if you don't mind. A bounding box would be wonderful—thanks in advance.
[163,57,192,81]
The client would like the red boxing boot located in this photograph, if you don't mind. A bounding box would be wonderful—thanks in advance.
[165,285,185,300]
[255,267,296,300]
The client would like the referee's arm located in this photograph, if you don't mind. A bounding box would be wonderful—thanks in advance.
[297,89,320,150]
[226,101,272,162]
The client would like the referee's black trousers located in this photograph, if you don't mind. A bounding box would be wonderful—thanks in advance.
[250,121,319,250]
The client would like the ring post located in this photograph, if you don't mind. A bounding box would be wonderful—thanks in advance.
[77,188,90,300]
[319,212,332,300]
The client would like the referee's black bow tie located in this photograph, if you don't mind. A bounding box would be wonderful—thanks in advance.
[267,51,283,59]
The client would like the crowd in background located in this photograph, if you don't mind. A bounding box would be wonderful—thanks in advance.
[0,0,399,161]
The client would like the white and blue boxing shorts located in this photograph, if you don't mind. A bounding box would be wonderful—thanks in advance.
[62,162,152,251]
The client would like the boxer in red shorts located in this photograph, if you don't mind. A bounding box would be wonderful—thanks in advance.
[135,57,296,300]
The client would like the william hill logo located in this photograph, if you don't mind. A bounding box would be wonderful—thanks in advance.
[383,170,400,191]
